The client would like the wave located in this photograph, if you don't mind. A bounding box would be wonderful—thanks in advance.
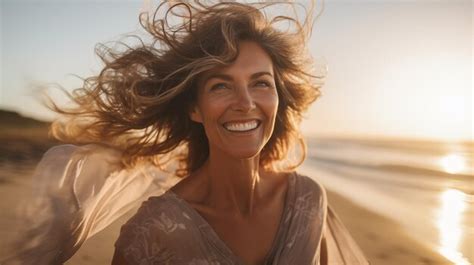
[309,155,473,180]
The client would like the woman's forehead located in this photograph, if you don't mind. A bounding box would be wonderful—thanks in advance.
[200,42,274,82]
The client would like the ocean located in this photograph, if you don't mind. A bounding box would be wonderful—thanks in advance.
[302,137,473,265]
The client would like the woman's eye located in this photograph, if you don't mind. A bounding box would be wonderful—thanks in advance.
[210,83,228,91]
[255,80,272,88]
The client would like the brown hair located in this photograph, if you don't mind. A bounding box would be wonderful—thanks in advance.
[49,1,324,176]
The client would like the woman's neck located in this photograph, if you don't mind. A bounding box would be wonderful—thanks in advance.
[203,151,262,217]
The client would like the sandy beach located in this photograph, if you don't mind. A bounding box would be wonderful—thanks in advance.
[325,191,453,265]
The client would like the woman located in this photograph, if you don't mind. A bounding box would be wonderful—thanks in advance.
[3,1,369,265]
[109,2,368,264]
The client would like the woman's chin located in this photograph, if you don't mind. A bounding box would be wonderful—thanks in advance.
[222,146,263,160]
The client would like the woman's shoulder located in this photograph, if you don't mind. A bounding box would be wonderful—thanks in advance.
[294,171,327,195]
[114,192,192,263]
[292,171,328,208]
[114,192,187,246]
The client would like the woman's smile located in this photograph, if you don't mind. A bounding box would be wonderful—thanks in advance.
[222,119,261,133]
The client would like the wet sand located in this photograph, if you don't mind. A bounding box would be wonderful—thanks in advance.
[325,191,453,265]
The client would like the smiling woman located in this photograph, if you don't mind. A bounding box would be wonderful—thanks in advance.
[1,1,369,265]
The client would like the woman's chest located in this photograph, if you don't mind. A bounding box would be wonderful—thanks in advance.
[206,213,281,264]
[194,198,286,265]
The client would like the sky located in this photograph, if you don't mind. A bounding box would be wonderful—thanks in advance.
[0,0,472,141]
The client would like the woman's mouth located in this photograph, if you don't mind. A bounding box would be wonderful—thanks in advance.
[223,120,260,132]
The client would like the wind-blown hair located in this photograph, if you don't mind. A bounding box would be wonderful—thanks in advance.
[50,1,324,177]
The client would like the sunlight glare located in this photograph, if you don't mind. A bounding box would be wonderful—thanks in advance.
[439,154,466,174]
[436,189,469,265]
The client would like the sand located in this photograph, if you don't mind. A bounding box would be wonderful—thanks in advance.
[325,191,453,265]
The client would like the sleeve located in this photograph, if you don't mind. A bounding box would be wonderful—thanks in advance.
[113,201,152,264]
[1,144,176,265]
[320,204,371,265]
[277,174,328,265]
[113,199,177,265]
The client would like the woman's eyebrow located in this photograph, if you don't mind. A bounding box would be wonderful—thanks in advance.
[250,71,273,79]
[205,71,274,81]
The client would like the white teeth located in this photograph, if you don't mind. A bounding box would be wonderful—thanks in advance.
[224,120,259,132]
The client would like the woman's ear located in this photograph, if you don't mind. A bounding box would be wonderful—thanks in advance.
[189,106,203,123]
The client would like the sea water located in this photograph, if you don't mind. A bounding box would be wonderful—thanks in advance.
[302,137,473,265]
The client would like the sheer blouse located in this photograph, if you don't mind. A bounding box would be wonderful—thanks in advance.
[114,173,370,265]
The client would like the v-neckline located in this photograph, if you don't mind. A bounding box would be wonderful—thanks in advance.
[166,172,296,265]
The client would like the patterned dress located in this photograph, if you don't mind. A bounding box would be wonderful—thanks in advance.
[114,173,370,265]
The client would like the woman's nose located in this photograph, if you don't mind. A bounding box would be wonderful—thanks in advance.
[232,86,256,113]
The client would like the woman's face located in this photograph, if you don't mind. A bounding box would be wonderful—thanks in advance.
[190,41,279,159]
